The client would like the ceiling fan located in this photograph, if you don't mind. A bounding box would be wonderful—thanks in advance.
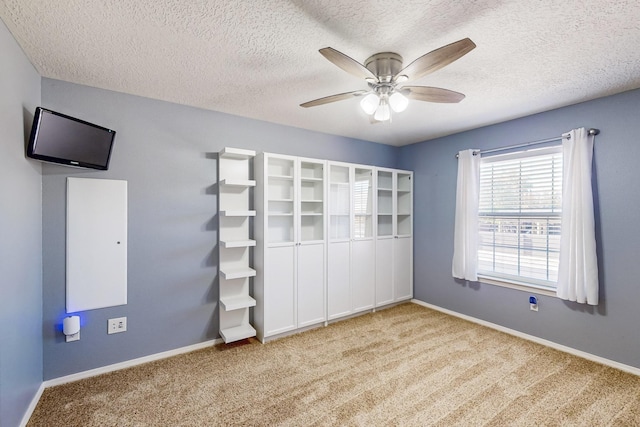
[300,38,476,122]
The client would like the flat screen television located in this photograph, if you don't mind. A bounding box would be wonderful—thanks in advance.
[26,107,116,170]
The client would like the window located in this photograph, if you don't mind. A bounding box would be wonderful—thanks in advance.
[477,146,562,289]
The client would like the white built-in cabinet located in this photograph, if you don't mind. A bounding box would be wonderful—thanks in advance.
[254,153,326,342]
[250,151,412,342]
[218,147,257,343]
[327,162,376,320]
[375,169,414,306]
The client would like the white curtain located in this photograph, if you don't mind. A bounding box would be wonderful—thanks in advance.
[452,149,480,281]
[557,128,599,305]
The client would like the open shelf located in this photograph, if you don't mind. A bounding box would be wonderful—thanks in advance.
[220,210,256,217]
[220,178,256,187]
[221,267,257,280]
[220,239,256,248]
[220,147,256,159]
[220,324,257,343]
[220,295,257,311]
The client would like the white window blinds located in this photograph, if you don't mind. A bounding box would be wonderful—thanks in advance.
[478,147,562,287]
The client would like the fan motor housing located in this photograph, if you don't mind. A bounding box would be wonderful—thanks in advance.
[365,52,403,82]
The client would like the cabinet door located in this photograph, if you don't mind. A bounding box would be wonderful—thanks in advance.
[375,238,394,307]
[327,241,350,319]
[351,239,375,312]
[393,237,413,301]
[265,246,296,335]
[297,243,325,327]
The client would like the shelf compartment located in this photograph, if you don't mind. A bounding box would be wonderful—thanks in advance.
[268,157,294,177]
[300,161,324,180]
[220,210,256,217]
[268,216,293,243]
[268,200,293,216]
[377,215,393,236]
[220,239,256,248]
[221,267,257,280]
[397,173,412,192]
[220,323,256,343]
[220,295,257,311]
[301,200,323,215]
[378,170,393,190]
[397,215,412,236]
[220,178,256,187]
[301,215,324,241]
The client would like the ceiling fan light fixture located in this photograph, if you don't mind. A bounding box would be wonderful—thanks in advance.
[302,38,476,124]
[360,93,380,115]
[389,91,409,113]
[374,98,391,122]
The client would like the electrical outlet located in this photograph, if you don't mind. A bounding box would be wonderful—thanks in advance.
[108,317,127,334]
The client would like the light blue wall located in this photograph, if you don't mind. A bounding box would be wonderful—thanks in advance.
[41,78,398,380]
[0,19,43,427]
[399,88,640,369]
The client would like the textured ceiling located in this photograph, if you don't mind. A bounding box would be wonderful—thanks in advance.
[1,1,640,146]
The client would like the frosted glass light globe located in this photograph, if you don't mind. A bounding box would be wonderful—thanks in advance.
[389,92,409,113]
[374,100,391,121]
[360,93,380,115]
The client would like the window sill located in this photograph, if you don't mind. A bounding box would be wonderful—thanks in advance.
[477,275,557,297]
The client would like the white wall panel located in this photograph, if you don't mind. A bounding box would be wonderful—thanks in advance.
[66,177,127,312]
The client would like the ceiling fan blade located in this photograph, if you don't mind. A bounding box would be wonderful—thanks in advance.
[403,86,466,103]
[397,38,476,82]
[300,90,367,108]
[319,47,377,80]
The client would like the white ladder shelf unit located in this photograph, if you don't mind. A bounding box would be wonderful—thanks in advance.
[218,147,257,343]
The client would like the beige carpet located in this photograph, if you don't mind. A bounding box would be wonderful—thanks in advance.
[29,303,640,426]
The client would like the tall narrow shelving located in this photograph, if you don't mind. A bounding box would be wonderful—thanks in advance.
[218,147,257,343]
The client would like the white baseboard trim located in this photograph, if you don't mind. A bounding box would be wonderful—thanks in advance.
[43,338,223,388]
[19,382,45,427]
[411,299,640,377]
